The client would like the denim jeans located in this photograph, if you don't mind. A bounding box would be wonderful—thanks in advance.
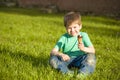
[49,53,96,75]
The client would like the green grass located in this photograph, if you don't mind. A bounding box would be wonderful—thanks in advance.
[0,8,120,80]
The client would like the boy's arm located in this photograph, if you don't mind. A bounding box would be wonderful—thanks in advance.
[50,48,70,61]
[78,43,95,54]
[50,48,63,57]
[79,33,95,54]
[84,46,95,54]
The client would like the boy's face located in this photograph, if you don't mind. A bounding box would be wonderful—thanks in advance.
[66,23,82,36]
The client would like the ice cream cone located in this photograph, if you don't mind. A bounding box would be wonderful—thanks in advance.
[78,35,82,44]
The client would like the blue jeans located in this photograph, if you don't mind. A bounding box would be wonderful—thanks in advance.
[49,53,96,75]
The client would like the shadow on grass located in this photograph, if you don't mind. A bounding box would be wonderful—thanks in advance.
[0,7,63,17]
[0,7,64,27]
[0,46,49,68]
[1,7,120,22]
[82,15,120,26]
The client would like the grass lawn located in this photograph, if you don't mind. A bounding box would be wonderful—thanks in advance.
[0,8,120,80]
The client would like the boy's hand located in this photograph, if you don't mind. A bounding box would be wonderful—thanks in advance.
[60,54,70,61]
[78,43,85,51]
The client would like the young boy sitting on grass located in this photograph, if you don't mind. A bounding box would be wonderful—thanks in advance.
[49,12,96,78]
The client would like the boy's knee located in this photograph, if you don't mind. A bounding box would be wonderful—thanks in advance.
[86,54,96,66]
[87,59,96,66]
[49,56,59,69]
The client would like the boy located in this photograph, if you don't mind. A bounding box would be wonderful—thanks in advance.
[49,12,96,78]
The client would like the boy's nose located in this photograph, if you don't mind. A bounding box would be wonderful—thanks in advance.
[71,28,74,31]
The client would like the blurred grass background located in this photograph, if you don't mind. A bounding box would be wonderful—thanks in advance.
[0,8,120,80]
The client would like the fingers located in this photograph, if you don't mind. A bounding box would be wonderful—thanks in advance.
[61,54,70,61]
[78,43,84,51]
[78,43,83,47]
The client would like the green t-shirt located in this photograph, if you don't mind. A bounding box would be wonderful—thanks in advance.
[54,32,93,58]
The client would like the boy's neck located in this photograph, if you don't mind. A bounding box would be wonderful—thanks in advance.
[67,32,81,37]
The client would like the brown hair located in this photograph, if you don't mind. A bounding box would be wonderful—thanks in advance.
[64,12,81,27]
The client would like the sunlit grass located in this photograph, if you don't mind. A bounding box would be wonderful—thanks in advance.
[0,8,120,80]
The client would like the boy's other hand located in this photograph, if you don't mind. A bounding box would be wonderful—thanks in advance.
[60,54,70,61]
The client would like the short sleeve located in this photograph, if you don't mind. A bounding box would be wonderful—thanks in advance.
[54,36,65,51]
[82,33,93,47]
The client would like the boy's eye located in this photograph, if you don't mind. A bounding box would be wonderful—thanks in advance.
[74,26,77,28]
